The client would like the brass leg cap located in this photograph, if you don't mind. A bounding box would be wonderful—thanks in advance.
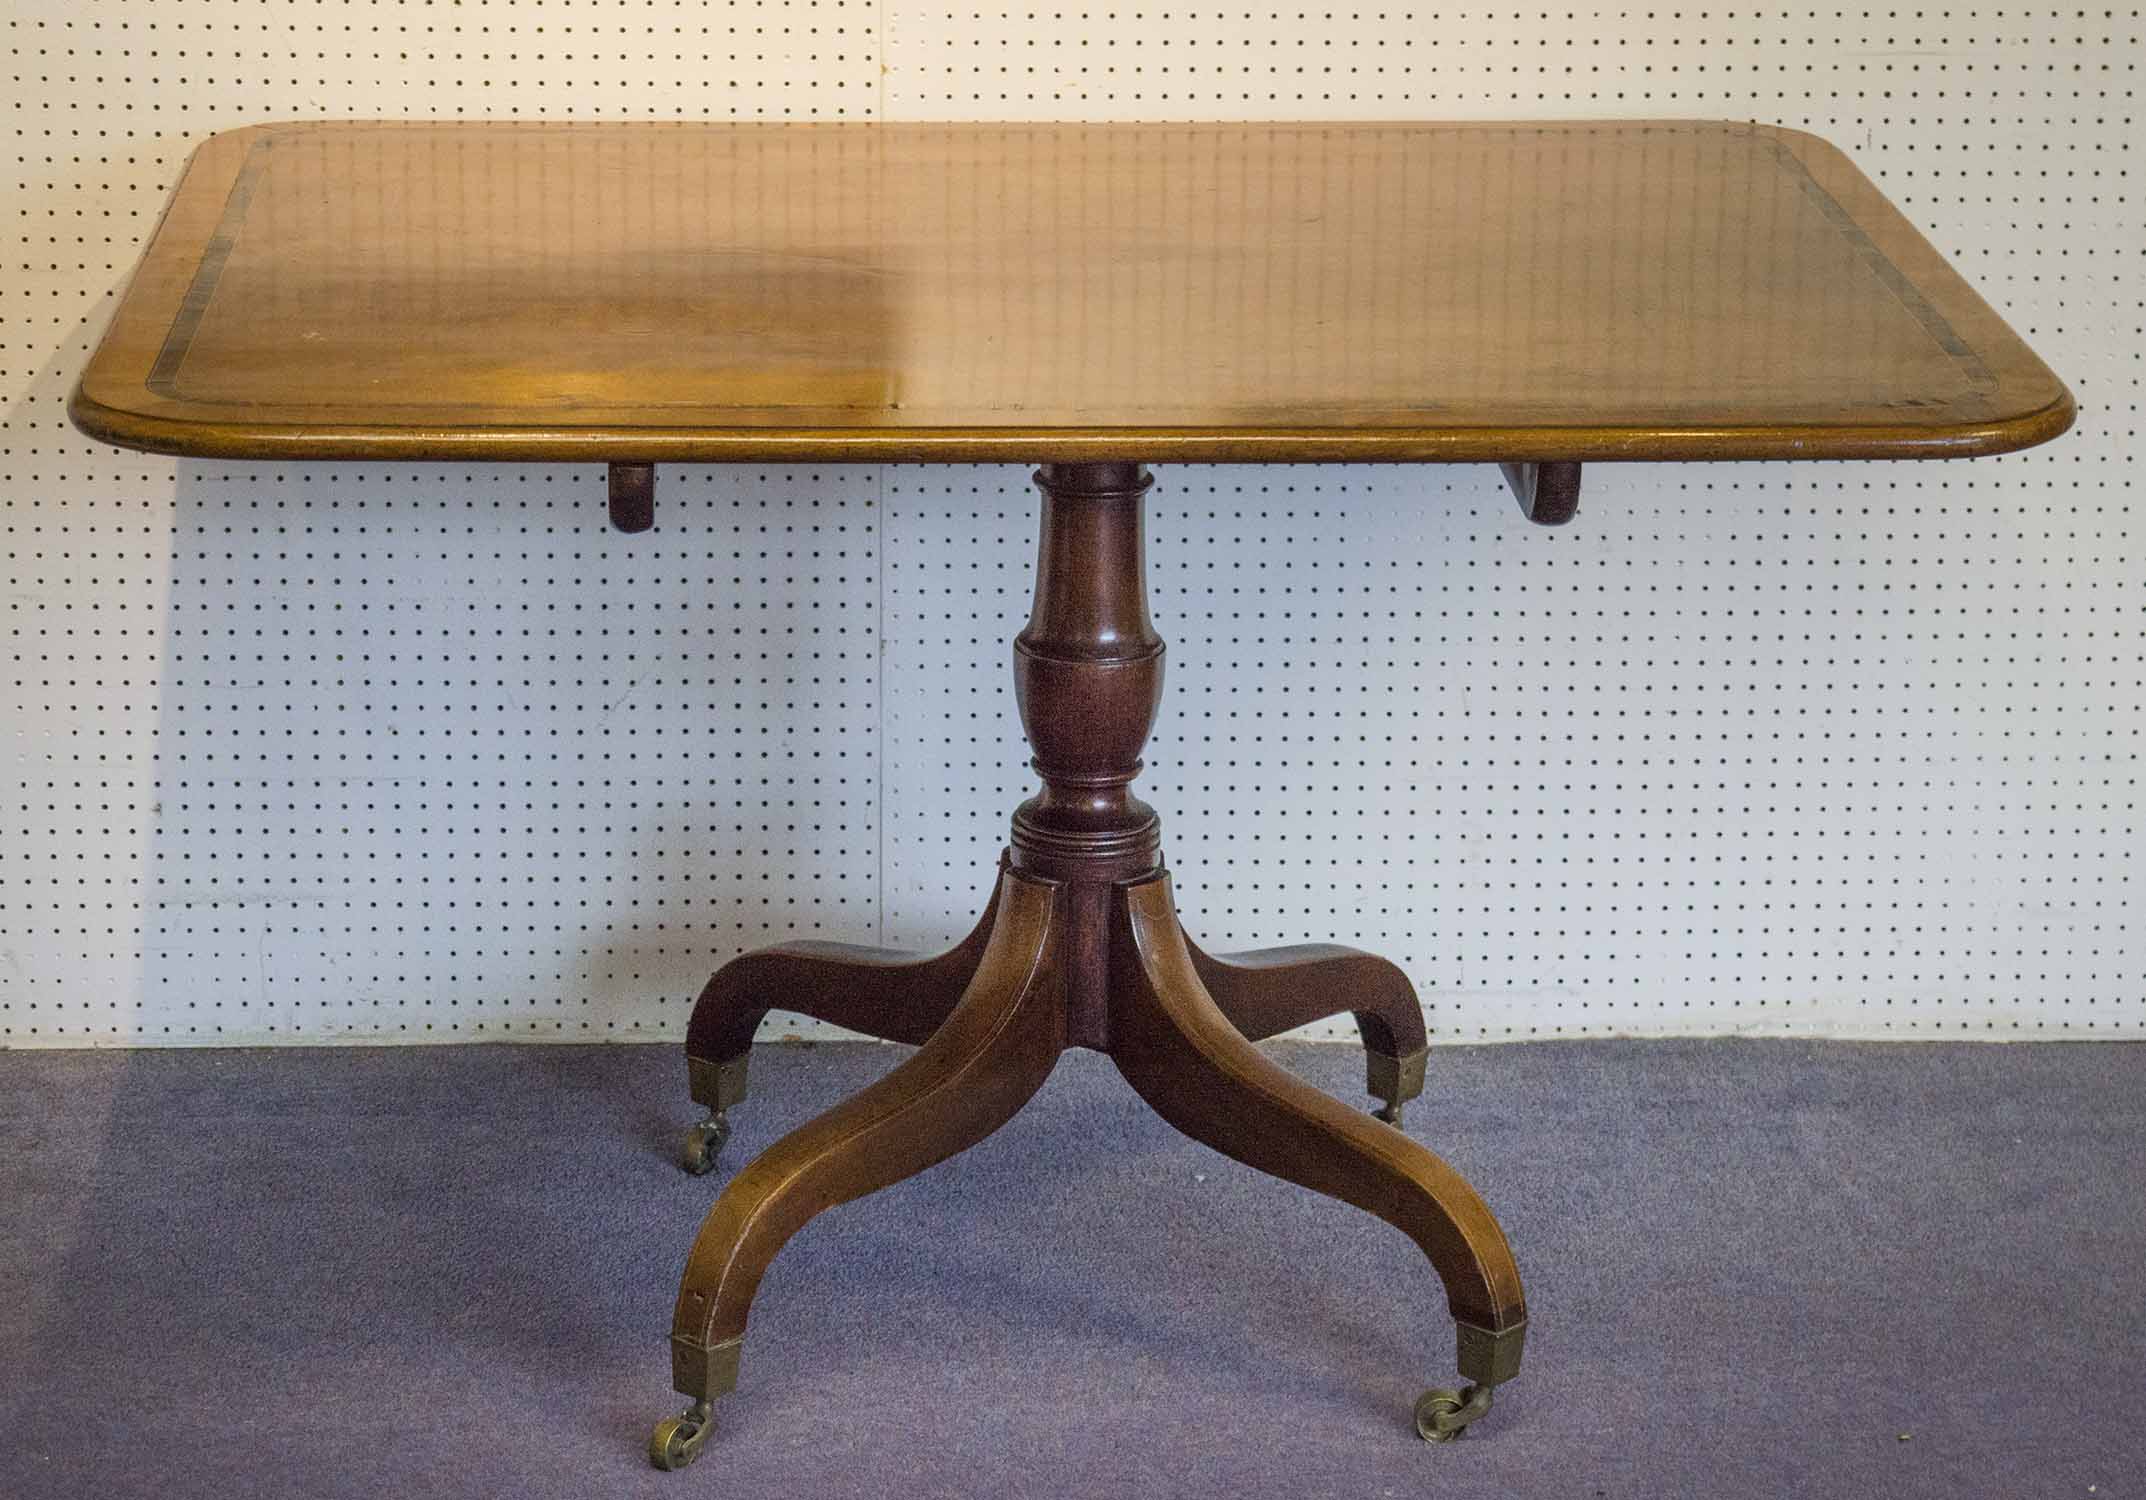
[1365,1046,1428,1119]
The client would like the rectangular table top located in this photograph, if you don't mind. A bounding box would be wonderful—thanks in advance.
[71,120,2073,466]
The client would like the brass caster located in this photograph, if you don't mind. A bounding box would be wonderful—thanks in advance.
[681,1112,732,1175]
[1414,1383,1493,1444]
[649,1399,715,1470]
[1373,1100,1404,1127]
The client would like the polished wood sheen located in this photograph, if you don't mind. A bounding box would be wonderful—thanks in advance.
[1109,875,1524,1334]
[683,878,1002,1076]
[664,463,1528,1443]
[1187,935,1429,1110]
[65,121,2075,1461]
[672,868,1070,1373]
[73,120,2072,464]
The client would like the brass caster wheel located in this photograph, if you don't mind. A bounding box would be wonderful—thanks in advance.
[1373,1101,1404,1127]
[681,1112,731,1175]
[1414,1383,1493,1444]
[649,1399,715,1470]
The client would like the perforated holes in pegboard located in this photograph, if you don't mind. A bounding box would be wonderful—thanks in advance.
[3,1,2137,1044]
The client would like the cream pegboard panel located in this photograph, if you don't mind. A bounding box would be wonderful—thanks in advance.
[4,3,885,1045]
[2,463,883,1042]
[882,6,2130,126]
[3,0,2138,1045]
[881,451,2137,1041]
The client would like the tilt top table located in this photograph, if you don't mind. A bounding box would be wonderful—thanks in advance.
[72,120,2073,1470]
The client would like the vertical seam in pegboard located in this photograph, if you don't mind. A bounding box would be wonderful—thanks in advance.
[876,0,891,124]
[876,462,890,948]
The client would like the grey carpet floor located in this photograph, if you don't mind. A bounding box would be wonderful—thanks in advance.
[2,1039,2141,1498]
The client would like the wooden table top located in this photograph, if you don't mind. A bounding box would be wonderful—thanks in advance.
[71,120,2072,466]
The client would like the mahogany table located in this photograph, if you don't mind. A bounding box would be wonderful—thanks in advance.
[72,120,2073,1469]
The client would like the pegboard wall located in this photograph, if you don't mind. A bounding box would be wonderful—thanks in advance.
[1,2,2136,1046]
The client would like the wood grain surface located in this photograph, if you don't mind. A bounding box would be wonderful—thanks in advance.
[72,120,2072,464]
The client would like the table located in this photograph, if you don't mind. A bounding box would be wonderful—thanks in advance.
[71,120,2073,1469]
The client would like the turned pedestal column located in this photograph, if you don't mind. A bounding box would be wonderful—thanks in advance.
[650,463,1527,1471]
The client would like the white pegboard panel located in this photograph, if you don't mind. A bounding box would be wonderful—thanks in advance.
[3,0,2138,1045]
[881,455,2138,1040]
[3,462,883,1041]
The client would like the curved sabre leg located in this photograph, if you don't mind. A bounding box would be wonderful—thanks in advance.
[677,879,1003,1172]
[651,869,1067,1469]
[1187,937,1429,1125]
[1109,874,1526,1433]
